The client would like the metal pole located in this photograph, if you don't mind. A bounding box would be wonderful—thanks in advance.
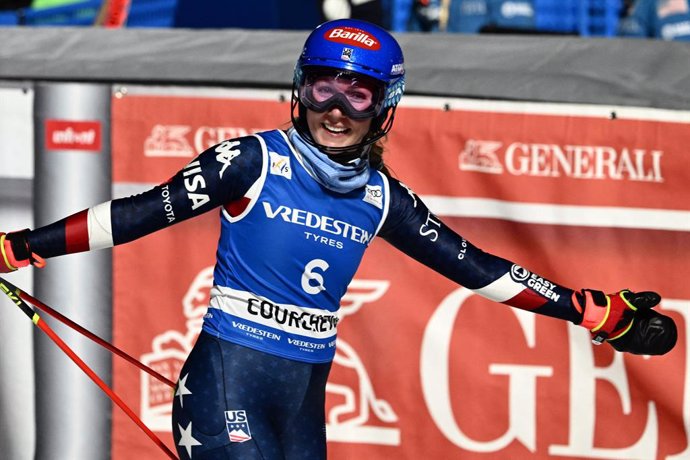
[33,82,112,460]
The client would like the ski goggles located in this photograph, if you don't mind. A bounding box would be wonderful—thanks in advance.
[299,69,386,120]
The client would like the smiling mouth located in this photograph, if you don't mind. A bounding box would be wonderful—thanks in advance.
[322,122,349,135]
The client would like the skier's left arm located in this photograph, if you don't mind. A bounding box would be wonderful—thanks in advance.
[377,178,676,355]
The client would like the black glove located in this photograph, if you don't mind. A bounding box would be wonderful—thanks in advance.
[609,291,677,355]
[574,289,677,355]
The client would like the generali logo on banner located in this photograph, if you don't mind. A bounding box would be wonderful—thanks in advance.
[45,119,102,152]
[422,289,690,460]
[143,124,256,157]
[459,139,664,182]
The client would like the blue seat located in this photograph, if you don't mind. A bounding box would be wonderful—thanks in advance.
[584,0,622,37]
[21,0,101,26]
[127,0,177,27]
[534,0,578,33]
[0,12,19,26]
[18,0,177,27]
[534,0,622,37]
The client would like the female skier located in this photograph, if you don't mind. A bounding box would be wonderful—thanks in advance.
[0,18,677,460]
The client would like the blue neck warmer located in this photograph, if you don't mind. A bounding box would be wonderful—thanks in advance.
[288,128,370,194]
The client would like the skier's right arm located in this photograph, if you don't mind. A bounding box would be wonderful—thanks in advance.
[0,135,264,270]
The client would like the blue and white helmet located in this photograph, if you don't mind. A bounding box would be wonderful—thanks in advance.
[291,19,406,155]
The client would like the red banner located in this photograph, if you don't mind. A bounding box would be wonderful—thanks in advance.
[387,105,685,210]
[111,90,689,459]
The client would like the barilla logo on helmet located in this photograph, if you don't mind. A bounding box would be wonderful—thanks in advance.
[325,27,381,50]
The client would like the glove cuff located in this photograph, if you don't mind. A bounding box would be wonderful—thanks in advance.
[574,289,636,345]
[2,230,45,270]
[1,234,18,271]
[574,289,609,329]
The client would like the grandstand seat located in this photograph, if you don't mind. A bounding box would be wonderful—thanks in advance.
[584,0,623,37]
[0,12,19,26]
[534,0,623,37]
[127,0,177,28]
[20,0,100,26]
[534,0,578,34]
[16,0,176,27]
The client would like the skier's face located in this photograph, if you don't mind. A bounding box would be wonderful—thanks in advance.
[305,106,373,151]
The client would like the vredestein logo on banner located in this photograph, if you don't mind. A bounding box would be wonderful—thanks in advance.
[45,119,102,152]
